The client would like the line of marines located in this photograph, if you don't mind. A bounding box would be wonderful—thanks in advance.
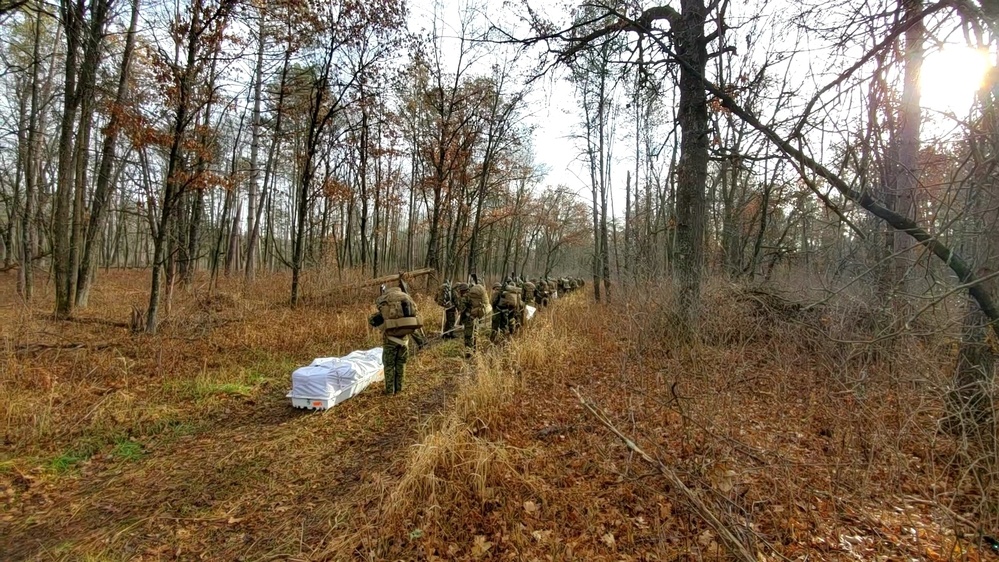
[436,275,586,351]
[369,273,584,395]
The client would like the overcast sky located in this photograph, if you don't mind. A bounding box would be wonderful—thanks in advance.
[405,0,596,208]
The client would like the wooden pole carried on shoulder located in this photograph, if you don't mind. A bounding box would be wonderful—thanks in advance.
[355,268,436,289]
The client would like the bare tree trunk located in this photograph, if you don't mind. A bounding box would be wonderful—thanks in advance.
[244,12,265,282]
[18,1,45,300]
[892,0,923,290]
[624,170,631,284]
[53,0,87,318]
[6,76,28,270]
[215,111,246,282]
[147,0,228,333]
[183,188,205,285]
[406,149,416,271]
[359,100,369,267]
[57,0,112,316]
[225,201,241,276]
[247,48,289,282]
[181,46,222,287]
[600,134,611,300]
[292,40,339,306]
[746,162,772,280]
[586,92,602,301]
[671,0,710,327]
[372,115,382,278]
[78,0,140,307]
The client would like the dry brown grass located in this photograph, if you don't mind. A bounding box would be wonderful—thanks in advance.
[0,267,460,560]
[320,301,577,560]
[318,282,995,561]
[2,269,995,561]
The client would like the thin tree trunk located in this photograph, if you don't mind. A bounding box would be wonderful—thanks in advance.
[18,1,45,299]
[359,102,369,268]
[53,0,87,318]
[891,0,923,292]
[147,0,210,334]
[248,48,289,282]
[77,0,140,307]
[244,12,265,282]
[292,42,338,306]
[7,77,28,270]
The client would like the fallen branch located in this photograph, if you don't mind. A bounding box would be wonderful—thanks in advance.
[571,386,759,562]
[29,312,131,329]
[14,342,114,354]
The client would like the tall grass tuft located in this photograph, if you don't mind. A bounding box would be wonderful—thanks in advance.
[329,297,585,558]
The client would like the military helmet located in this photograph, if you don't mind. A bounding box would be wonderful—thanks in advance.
[455,282,469,293]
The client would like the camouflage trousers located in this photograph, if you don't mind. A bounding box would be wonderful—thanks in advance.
[492,308,518,339]
[442,307,457,337]
[460,312,477,350]
[383,337,409,394]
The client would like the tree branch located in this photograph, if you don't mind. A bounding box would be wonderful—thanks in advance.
[572,386,759,562]
[598,8,999,338]
[559,6,680,62]
[789,0,951,139]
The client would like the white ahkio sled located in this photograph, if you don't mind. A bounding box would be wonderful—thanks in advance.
[287,347,385,410]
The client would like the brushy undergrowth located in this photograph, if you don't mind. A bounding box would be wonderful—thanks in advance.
[326,280,996,561]
[3,269,996,561]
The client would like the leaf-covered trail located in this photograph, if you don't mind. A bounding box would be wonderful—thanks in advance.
[3,274,995,561]
[0,270,481,560]
[331,291,997,561]
[4,343,470,560]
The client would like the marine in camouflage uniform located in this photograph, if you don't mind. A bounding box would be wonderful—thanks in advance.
[435,281,458,339]
[490,282,504,335]
[369,284,422,395]
[539,278,552,305]
[382,336,408,394]
[454,283,477,356]
[494,280,523,337]
[514,279,530,329]
[523,279,537,306]
[396,275,428,349]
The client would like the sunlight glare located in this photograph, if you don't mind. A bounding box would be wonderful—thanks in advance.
[920,46,991,114]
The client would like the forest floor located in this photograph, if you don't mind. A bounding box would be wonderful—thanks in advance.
[1,269,997,561]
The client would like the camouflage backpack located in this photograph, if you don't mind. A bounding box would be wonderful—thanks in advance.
[500,283,522,309]
[376,288,422,337]
[434,282,453,307]
[523,281,536,303]
[466,283,492,319]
